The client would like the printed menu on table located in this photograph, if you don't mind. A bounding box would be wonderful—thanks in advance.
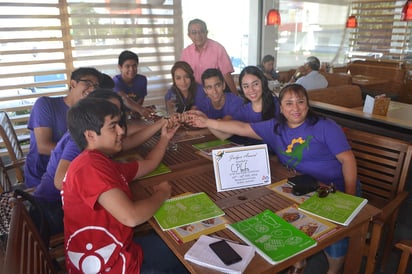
[154,192,224,231]
[298,191,368,226]
[227,209,317,265]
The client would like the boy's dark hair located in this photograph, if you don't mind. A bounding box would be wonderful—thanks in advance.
[70,67,101,82]
[201,68,224,85]
[118,50,139,66]
[68,97,120,150]
[100,73,115,89]
[87,88,128,135]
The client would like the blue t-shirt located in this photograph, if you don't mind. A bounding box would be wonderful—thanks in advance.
[251,118,351,191]
[230,96,280,146]
[232,96,280,122]
[196,92,243,119]
[164,83,206,112]
[34,131,80,201]
[25,96,69,188]
[113,74,147,101]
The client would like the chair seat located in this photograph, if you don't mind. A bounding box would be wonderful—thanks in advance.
[344,128,412,274]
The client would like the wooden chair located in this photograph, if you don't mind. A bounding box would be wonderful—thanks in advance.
[395,240,412,274]
[0,158,12,193]
[0,111,25,188]
[344,128,412,274]
[4,198,59,274]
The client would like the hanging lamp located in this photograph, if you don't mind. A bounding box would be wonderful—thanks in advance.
[346,15,357,28]
[266,9,281,26]
[401,0,412,21]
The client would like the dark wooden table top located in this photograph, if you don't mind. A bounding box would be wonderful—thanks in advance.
[129,133,381,274]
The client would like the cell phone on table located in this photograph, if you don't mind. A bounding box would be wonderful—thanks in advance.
[209,239,242,265]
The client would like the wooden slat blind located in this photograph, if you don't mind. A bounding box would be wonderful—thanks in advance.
[0,0,182,155]
[348,0,410,62]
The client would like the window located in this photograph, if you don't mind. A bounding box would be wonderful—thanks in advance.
[0,0,180,140]
[272,1,349,69]
[347,0,411,62]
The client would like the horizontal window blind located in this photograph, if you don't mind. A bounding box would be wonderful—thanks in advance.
[348,0,410,63]
[0,0,182,154]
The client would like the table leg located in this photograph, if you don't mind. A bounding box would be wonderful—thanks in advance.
[343,220,370,274]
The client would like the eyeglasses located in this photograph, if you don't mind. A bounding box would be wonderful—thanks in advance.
[78,79,99,89]
[189,30,206,36]
[317,183,336,198]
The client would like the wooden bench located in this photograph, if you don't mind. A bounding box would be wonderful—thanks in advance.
[277,70,352,87]
[347,61,406,99]
[320,71,352,87]
[308,84,364,108]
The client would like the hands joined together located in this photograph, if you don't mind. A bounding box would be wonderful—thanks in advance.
[164,110,208,129]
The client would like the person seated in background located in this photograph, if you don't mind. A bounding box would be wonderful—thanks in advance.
[24,67,102,188]
[32,89,170,237]
[113,50,153,118]
[164,61,206,114]
[187,83,358,274]
[196,68,243,120]
[289,56,328,90]
[181,18,238,95]
[258,54,279,81]
[62,97,186,273]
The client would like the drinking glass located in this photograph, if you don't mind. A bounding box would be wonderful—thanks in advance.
[165,95,178,151]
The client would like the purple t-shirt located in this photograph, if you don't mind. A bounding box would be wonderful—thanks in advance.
[34,131,80,201]
[196,93,243,119]
[251,118,351,191]
[232,96,280,122]
[164,83,206,112]
[112,74,147,101]
[25,96,69,188]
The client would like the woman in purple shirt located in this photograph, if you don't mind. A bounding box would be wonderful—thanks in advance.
[187,84,358,274]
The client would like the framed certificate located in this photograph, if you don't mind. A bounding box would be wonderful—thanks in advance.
[212,144,271,192]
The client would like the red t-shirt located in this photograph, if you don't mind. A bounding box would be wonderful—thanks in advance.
[62,150,141,273]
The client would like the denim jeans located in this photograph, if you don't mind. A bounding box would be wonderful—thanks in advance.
[134,231,189,274]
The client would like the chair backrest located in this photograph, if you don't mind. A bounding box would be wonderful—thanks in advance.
[0,111,25,183]
[344,128,412,208]
[4,198,58,274]
[0,158,12,192]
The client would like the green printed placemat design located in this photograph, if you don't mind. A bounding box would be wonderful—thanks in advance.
[154,192,225,231]
[228,209,316,264]
[141,163,171,179]
[298,191,367,226]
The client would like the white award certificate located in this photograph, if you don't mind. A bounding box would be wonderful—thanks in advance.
[212,144,271,192]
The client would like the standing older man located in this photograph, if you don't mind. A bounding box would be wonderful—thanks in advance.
[181,18,239,95]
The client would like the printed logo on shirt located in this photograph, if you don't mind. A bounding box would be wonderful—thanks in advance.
[66,226,126,273]
[279,136,313,168]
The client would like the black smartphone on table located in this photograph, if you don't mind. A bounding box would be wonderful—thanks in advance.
[209,239,242,265]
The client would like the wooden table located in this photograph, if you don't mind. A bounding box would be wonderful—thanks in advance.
[131,134,381,274]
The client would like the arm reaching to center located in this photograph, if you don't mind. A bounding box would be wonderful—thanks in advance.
[186,110,262,140]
